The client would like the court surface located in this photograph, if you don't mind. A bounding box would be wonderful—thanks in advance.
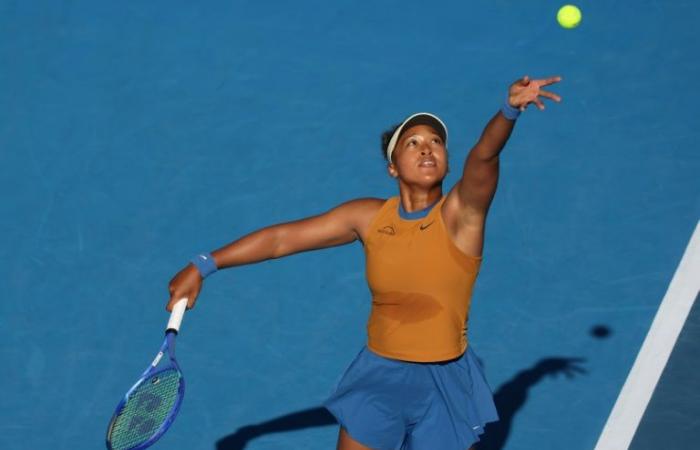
[1,1,698,449]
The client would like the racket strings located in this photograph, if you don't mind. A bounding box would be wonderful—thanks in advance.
[107,368,182,450]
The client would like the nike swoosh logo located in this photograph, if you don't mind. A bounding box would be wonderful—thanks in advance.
[419,221,434,230]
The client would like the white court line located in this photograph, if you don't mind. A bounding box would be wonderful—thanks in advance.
[594,220,700,450]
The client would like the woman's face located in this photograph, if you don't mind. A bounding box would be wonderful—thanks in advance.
[388,124,448,187]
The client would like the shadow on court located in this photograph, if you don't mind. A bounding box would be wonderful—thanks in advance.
[477,356,587,450]
[215,407,336,449]
[214,356,588,450]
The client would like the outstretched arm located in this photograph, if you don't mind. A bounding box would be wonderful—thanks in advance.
[454,75,562,220]
[165,198,380,311]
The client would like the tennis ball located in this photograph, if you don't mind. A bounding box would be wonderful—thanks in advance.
[557,5,582,29]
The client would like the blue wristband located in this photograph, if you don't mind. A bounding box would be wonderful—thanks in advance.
[501,97,521,121]
[190,253,218,278]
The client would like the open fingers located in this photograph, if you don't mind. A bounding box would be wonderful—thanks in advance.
[538,89,561,102]
[540,75,562,86]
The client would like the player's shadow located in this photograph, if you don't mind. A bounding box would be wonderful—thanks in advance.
[475,356,587,450]
[215,407,336,449]
[215,356,587,450]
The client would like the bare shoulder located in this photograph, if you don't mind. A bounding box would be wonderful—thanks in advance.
[338,197,386,222]
[341,197,386,213]
[335,197,386,243]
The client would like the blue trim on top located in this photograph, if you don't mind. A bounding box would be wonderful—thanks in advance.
[398,197,441,220]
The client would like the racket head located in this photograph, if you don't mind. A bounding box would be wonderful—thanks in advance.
[106,336,185,450]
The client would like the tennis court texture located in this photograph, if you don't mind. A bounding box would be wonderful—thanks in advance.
[1,1,698,449]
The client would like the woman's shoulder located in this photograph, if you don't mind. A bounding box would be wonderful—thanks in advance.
[341,197,387,216]
[333,198,388,242]
[351,197,389,206]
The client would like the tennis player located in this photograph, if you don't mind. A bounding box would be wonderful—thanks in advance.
[167,75,562,450]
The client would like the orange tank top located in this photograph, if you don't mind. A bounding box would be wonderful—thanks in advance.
[364,195,482,362]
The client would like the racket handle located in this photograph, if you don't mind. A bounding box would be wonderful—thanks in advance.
[166,298,188,333]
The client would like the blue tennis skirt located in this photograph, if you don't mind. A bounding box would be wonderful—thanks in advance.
[323,344,499,450]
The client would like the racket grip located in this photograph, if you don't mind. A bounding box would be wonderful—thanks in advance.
[166,298,188,333]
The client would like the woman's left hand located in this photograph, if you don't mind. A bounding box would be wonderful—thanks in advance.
[508,75,562,112]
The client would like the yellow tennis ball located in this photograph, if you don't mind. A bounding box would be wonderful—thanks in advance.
[557,5,582,29]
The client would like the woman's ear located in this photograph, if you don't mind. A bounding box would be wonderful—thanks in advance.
[387,162,398,178]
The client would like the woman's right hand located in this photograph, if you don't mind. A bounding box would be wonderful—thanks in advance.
[166,264,202,311]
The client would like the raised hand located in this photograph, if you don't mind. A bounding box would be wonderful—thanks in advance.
[508,75,562,112]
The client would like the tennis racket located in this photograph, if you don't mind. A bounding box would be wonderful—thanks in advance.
[106,298,189,450]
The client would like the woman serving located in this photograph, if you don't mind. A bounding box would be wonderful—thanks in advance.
[167,75,562,450]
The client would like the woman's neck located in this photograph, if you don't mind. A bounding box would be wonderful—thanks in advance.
[397,187,443,213]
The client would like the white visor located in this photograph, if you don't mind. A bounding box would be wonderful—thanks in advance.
[386,112,448,163]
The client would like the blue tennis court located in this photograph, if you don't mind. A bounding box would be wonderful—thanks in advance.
[1,1,698,449]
